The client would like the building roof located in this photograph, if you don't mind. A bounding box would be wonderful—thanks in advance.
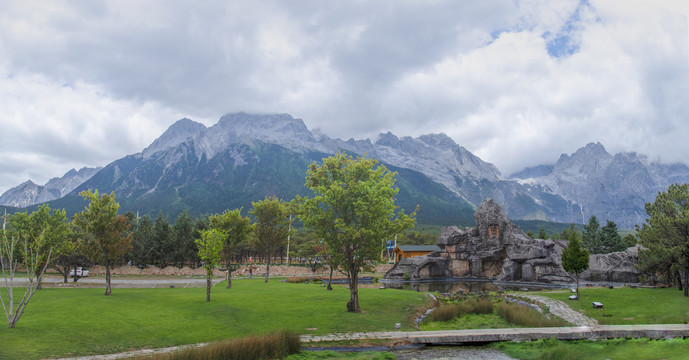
[396,245,440,252]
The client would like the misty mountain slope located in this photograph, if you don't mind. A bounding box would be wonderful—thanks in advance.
[511,142,689,227]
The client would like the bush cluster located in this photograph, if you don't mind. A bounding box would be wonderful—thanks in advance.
[496,302,567,328]
[135,330,300,360]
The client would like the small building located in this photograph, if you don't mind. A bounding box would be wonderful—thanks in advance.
[393,245,440,263]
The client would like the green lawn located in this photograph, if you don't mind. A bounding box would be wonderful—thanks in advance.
[536,287,689,325]
[0,279,427,360]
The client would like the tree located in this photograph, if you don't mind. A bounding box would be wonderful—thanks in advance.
[208,209,253,289]
[582,215,602,254]
[6,205,71,288]
[637,183,689,297]
[251,197,290,283]
[130,215,154,267]
[0,210,56,328]
[296,152,416,312]
[623,233,637,248]
[172,211,197,268]
[537,226,548,240]
[73,190,132,296]
[561,225,590,299]
[600,220,626,253]
[151,212,173,268]
[195,228,224,302]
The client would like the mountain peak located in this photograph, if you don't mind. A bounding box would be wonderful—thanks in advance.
[143,118,207,158]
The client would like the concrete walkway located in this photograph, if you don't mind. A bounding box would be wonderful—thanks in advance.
[301,324,689,344]
[520,294,599,327]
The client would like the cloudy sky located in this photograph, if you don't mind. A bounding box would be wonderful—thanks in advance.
[1,0,688,193]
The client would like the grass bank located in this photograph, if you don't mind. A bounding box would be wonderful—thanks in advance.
[536,287,689,325]
[0,279,427,360]
[495,337,689,360]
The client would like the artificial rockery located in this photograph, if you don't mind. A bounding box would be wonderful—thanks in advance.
[385,199,641,284]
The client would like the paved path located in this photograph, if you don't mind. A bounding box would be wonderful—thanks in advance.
[520,294,599,327]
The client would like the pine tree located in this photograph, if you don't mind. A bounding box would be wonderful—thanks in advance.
[562,226,590,298]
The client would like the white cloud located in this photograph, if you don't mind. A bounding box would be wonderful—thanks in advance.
[0,0,687,192]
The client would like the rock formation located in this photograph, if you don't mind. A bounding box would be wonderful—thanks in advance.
[385,198,643,284]
[581,245,641,283]
[386,199,572,282]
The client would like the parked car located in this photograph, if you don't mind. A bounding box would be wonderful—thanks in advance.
[69,267,90,277]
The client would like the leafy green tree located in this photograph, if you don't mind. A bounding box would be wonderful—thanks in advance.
[1,207,62,328]
[172,211,197,268]
[296,152,416,312]
[637,183,689,297]
[251,197,290,283]
[74,190,132,296]
[537,226,548,240]
[209,209,253,289]
[582,215,602,254]
[600,220,626,253]
[195,229,224,302]
[561,225,590,298]
[526,230,535,238]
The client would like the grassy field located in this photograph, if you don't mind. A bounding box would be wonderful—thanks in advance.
[535,287,689,325]
[0,279,428,360]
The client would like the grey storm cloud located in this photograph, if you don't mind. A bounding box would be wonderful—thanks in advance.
[0,0,688,192]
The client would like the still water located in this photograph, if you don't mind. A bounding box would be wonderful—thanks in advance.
[379,279,565,293]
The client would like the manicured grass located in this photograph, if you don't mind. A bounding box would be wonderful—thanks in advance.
[536,287,689,325]
[495,337,689,360]
[0,279,427,360]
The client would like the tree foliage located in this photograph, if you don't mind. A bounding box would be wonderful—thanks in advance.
[296,152,416,312]
[74,190,132,296]
[251,197,290,283]
[637,183,689,296]
[208,209,253,289]
[195,228,224,302]
[1,206,63,328]
[561,224,590,298]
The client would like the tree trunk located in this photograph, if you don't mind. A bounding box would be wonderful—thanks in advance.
[104,254,112,296]
[575,272,580,299]
[206,270,212,302]
[327,266,333,291]
[684,267,688,297]
[265,249,270,283]
[346,268,360,313]
[226,264,232,289]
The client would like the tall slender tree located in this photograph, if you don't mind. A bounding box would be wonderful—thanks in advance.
[561,225,590,299]
[251,197,290,283]
[74,190,132,296]
[195,228,224,302]
[296,152,416,312]
[582,215,602,254]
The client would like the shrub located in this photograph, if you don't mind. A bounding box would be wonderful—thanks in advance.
[136,330,301,360]
[285,276,312,283]
[429,299,494,322]
[496,302,566,328]
[467,298,494,315]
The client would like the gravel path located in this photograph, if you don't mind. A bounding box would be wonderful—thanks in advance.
[520,294,599,327]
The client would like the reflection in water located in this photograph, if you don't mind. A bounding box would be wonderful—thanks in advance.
[381,280,563,293]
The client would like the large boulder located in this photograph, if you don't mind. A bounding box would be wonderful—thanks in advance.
[581,245,641,283]
[384,250,453,280]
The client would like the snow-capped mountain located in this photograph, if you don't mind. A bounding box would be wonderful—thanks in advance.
[510,142,689,227]
[0,167,101,208]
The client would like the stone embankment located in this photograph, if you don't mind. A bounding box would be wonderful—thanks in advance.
[520,294,599,327]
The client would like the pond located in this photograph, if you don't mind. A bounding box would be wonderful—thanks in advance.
[379,278,567,293]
